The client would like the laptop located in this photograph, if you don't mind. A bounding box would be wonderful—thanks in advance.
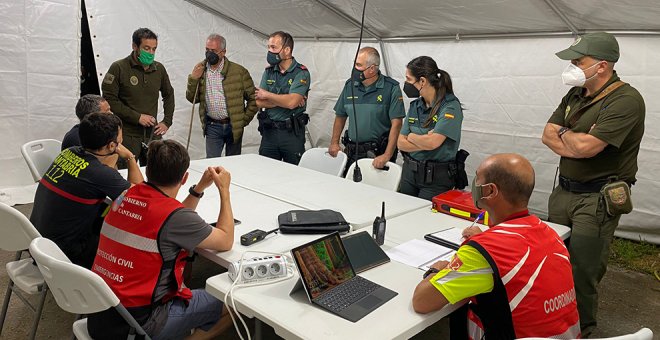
[342,231,390,273]
[290,232,397,322]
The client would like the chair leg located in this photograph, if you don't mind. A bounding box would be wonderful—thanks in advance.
[0,280,14,334]
[27,285,48,340]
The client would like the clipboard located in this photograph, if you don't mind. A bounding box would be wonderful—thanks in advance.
[423,228,464,251]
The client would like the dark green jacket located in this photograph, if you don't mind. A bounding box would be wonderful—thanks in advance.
[186,57,258,142]
[102,54,175,136]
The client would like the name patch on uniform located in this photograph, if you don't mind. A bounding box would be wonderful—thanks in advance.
[444,113,454,119]
[103,73,115,85]
[130,75,139,86]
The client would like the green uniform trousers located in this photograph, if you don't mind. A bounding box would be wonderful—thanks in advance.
[398,160,454,200]
[548,186,621,331]
[259,128,305,165]
[119,133,161,169]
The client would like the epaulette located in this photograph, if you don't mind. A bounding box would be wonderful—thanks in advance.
[383,75,400,86]
[298,64,308,70]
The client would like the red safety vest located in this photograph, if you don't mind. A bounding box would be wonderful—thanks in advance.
[466,214,580,339]
[92,182,192,308]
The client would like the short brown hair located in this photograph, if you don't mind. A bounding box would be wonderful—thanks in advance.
[146,140,190,187]
[270,31,294,52]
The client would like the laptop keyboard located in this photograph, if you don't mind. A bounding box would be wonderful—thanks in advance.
[315,276,380,313]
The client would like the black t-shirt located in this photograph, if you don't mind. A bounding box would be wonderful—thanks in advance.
[62,124,81,150]
[30,146,130,264]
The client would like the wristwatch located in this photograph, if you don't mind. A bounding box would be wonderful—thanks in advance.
[423,268,440,279]
[557,126,570,138]
[188,185,204,198]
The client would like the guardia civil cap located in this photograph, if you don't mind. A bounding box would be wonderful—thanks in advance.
[556,32,620,62]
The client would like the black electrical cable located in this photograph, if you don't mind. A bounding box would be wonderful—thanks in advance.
[350,0,368,182]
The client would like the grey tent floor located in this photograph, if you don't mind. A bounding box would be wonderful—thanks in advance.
[1,204,658,339]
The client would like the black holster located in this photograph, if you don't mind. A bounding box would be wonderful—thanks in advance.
[292,113,309,136]
[257,110,273,135]
[454,149,470,189]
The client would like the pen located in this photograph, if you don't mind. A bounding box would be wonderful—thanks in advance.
[462,211,485,240]
[469,211,485,229]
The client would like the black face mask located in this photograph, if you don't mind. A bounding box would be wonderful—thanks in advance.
[352,68,365,82]
[205,50,220,66]
[403,81,420,98]
[267,51,282,66]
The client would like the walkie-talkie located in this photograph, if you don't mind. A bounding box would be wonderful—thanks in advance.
[372,202,386,245]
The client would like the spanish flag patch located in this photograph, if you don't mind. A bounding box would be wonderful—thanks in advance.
[444,113,455,119]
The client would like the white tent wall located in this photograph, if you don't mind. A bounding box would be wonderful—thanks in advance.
[85,0,381,156]
[383,37,660,244]
[0,0,80,187]
[1,0,658,243]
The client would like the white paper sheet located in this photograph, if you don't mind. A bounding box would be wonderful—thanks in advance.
[386,239,455,271]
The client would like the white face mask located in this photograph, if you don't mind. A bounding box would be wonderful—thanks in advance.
[561,62,600,87]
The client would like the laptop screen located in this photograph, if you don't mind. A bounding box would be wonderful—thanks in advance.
[292,233,355,300]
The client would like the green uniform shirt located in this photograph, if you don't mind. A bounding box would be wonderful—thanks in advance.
[401,93,463,162]
[259,58,310,122]
[102,54,175,136]
[333,73,405,142]
[548,72,645,183]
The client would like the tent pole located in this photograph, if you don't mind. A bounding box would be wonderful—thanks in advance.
[378,40,391,76]
[184,0,269,39]
[542,0,579,35]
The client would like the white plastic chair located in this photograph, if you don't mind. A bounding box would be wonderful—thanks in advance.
[518,327,653,340]
[0,202,46,340]
[21,139,62,182]
[29,237,151,340]
[298,147,347,177]
[346,158,402,191]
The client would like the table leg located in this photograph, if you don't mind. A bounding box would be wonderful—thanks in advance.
[254,318,263,340]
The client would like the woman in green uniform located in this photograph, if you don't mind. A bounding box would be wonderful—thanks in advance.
[397,56,463,200]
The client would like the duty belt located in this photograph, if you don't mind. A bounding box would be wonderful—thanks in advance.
[402,152,451,172]
[558,175,609,193]
[344,140,378,155]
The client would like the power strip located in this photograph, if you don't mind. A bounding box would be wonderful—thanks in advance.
[227,255,288,283]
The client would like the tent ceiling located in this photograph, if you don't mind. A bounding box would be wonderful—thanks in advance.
[187,0,660,41]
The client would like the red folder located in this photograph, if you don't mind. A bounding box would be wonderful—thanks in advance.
[432,190,489,225]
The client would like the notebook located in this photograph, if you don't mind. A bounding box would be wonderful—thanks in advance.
[290,232,397,322]
[342,231,390,273]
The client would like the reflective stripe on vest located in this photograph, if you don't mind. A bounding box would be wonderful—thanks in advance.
[92,183,191,308]
[467,215,580,338]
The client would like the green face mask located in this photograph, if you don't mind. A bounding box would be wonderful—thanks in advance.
[137,50,154,66]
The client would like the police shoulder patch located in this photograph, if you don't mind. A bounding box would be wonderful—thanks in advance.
[444,112,455,119]
[103,73,115,85]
